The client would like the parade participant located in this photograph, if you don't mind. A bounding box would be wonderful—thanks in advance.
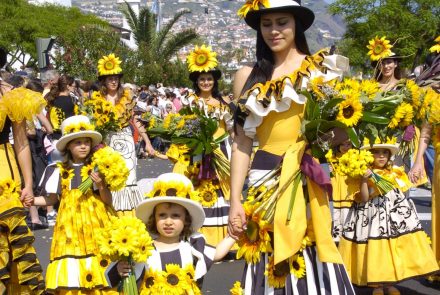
[0,79,46,294]
[93,53,153,216]
[107,173,236,293]
[179,45,235,247]
[228,1,354,293]
[327,140,359,240]
[34,115,117,293]
[339,140,438,294]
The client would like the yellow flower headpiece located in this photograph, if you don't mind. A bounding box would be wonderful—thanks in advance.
[363,136,397,146]
[97,53,122,76]
[367,36,393,61]
[429,36,440,53]
[146,178,198,200]
[186,45,218,73]
[63,121,95,135]
[237,0,269,18]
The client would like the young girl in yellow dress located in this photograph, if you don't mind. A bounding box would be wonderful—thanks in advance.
[338,140,439,295]
[34,115,117,294]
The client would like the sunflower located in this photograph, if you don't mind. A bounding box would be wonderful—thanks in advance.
[80,164,94,182]
[196,180,219,207]
[187,45,218,73]
[161,264,190,294]
[140,269,164,295]
[388,102,414,129]
[429,36,440,53]
[299,235,313,252]
[237,0,269,18]
[236,213,273,264]
[367,36,393,61]
[290,254,306,279]
[112,227,138,257]
[265,256,289,288]
[97,53,122,76]
[82,268,97,289]
[336,97,363,127]
[308,76,326,99]
[58,164,74,189]
[360,79,381,99]
[132,234,155,262]
[230,281,244,295]
[182,264,201,294]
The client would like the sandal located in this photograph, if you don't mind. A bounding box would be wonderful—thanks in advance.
[372,287,384,295]
[386,286,400,295]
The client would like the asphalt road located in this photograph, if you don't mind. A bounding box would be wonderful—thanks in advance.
[32,158,440,294]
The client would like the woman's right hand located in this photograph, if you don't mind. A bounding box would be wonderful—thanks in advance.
[116,260,131,278]
[228,201,246,240]
[409,162,425,184]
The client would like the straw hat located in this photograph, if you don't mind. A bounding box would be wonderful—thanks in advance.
[56,115,102,152]
[136,173,205,232]
[240,0,315,31]
[360,143,399,156]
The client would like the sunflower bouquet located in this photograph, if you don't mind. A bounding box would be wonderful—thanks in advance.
[78,92,121,139]
[140,111,162,131]
[97,216,154,295]
[139,264,201,295]
[78,146,129,193]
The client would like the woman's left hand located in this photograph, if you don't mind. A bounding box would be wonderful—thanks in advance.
[20,186,34,208]
[90,172,106,190]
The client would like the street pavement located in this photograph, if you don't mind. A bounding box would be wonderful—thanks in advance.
[32,158,440,294]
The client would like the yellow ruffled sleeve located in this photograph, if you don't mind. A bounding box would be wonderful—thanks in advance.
[1,87,46,123]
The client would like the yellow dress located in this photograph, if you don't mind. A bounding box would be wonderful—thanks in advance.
[431,147,440,278]
[338,167,439,286]
[176,94,234,247]
[39,163,118,294]
[0,87,46,294]
[236,50,355,294]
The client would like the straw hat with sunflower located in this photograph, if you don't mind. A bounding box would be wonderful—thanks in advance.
[186,45,221,82]
[97,53,123,79]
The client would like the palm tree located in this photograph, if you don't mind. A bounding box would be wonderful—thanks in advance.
[120,1,199,64]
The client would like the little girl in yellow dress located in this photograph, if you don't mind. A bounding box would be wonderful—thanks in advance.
[34,115,117,294]
[338,142,439,295]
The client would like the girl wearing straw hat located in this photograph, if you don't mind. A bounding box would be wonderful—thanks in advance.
[228,0,353,293]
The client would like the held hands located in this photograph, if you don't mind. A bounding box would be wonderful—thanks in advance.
[116,260,132,278]
[90,172,106,190]
[408,162,425,184]
[20,186,34,208]
[228,202,246,240]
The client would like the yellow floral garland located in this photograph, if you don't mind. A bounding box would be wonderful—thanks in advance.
[63,121,95,135]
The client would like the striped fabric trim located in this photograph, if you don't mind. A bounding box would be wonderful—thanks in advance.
[242,246,355,295]
[202,194,230,227]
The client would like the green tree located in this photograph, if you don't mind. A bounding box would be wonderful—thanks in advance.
[120,1,199,85]
[329,0,440,73]
[0,0,107,68]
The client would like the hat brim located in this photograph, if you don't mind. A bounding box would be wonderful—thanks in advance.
[136,197,205,232]
[371,56,404,67]
[360,144,399,156]
[56,131,102,152]
[245,6,315,31]
[189,69,222,82]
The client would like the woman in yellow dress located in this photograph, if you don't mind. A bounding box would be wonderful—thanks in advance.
[0,76,46,294]
[34,115,117,294]
[88,54,153,216]
[228,1,354,293]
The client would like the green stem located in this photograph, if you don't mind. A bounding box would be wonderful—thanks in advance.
[286,172,302,225]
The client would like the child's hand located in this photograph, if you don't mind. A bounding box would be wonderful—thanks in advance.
[20,194,34,208]
[362,169,372,180]
[90,172,106,190]
[116,260,132,278]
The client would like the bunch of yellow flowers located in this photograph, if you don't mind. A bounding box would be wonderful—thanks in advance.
[338,149,374,178]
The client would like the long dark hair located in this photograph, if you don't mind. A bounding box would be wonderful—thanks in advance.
[45,74,74,105]
[192,73,227,105]
[240,17,311,96]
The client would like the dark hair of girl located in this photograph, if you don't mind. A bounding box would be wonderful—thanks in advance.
[239,17,311,96]
[45,74,74,105]
[192,73,228,105]
[26,79,44,93]
[146,203,193,241]
[374,59,402,81]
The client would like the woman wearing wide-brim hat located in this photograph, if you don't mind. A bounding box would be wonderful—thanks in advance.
[228,0,354,293]
[91,53,153,216]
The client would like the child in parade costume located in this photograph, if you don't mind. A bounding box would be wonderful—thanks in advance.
[166,45,235,247]
[338,139,439,295]
[228,1,354,294]
[83,54,153,216]
[106,173,236,294]
[327,140,359,240]
[0,84,46,294]
[34,115,118,294]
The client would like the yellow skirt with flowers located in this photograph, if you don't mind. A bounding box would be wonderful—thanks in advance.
[339,187,439,286]
[0,193,45,294]
[46,189,118,294]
